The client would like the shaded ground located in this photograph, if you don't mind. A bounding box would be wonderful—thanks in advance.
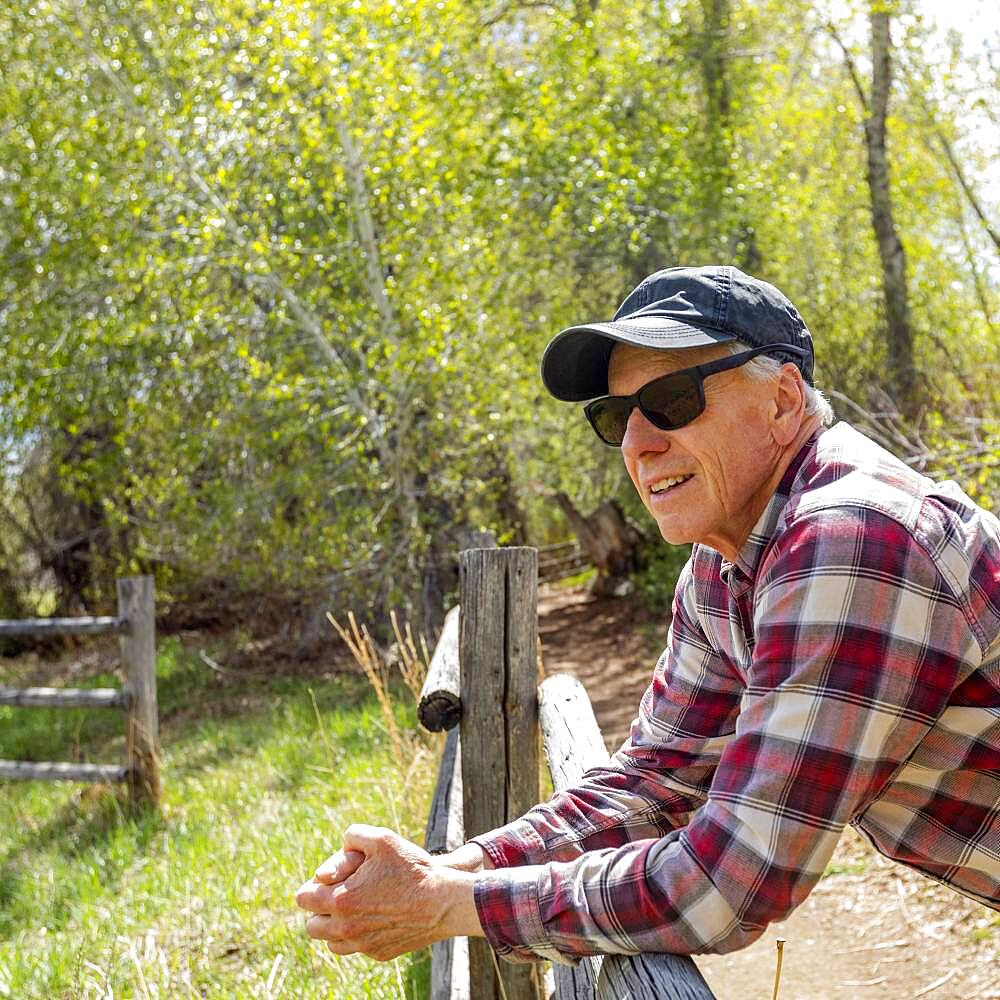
[538,582,664,748]
[537,583,999,1000]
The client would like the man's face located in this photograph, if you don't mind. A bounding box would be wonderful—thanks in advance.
[607,342,784,562]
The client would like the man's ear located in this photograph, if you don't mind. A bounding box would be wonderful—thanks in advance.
[769,364,806,446]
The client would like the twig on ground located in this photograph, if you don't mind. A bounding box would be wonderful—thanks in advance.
[962,974,1000,1000]
[912,969,957,998]
[197,649,271,678]
[895,877,944,939]
[771,937,786,1000]
[873,955,907,974]
[835,938,910,954]
[895,876,919,932]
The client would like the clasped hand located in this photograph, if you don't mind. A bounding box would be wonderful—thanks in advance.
[294,824,483,961]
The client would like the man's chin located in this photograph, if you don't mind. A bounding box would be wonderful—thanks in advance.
[656,522,696,547]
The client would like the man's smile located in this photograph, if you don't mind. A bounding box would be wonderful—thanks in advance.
[649,474,694,496]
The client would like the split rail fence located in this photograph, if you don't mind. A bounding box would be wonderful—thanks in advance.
[536,540,591,585]
[0,576,160,810]
[418,546,715,1000]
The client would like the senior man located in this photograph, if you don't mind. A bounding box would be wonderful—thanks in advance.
[297,265,1000,964]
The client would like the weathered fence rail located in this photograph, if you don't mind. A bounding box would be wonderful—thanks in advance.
[419,548,715,1000]
[537,540,591,584]
[0,576,160,810]
[425,725,469,1000]
[0,686,130,709]
[0,616,126,637]
[418,605,462,732]
[538,674,716,1000]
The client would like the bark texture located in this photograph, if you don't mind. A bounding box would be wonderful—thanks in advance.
[865,7,916,411]
[555,493,645,590]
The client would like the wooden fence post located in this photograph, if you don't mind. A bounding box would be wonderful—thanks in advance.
[459,547,543,1000]
[118,576,159,810]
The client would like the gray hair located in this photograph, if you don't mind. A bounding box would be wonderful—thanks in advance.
[728,341,835,427]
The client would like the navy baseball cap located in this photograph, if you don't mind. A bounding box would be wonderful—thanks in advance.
[541,265,816,401]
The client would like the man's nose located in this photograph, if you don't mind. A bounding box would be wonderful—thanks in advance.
[620,406,671,456]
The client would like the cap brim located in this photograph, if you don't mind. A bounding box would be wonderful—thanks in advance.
[540,318,736,402]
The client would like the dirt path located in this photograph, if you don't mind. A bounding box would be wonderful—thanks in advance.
[537,584,999,1000]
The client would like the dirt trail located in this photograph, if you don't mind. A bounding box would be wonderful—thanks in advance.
[537,584,998,1000]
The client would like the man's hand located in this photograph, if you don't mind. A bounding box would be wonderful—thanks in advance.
[313,848,365,885]
[295,825,484,961]
[431,841,493,873]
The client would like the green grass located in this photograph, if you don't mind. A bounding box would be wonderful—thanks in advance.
[822,860,868,877]
[0,637,436,998]
[549,567,597,589]
[969,914,1000,943]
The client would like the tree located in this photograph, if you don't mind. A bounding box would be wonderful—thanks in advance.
[0,0,995,629]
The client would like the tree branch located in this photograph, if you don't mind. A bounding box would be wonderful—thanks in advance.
[932,126,1000,255]
[825,22,870,114]
[478,0,562,29]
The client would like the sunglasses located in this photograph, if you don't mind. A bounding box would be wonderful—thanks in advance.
[584,343,809,447]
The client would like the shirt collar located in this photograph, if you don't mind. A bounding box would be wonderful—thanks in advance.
[720,430,822,590]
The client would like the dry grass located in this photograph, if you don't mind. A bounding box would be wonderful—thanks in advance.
[327,610,432,774]
[389,609,430,704]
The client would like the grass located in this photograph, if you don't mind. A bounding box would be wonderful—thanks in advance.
[822,860,868,877]
[0,635,437,999]
[549,567,597,589]
[969,914,1000,943]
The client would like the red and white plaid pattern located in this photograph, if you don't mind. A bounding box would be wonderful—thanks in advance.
[472,423,1000,965]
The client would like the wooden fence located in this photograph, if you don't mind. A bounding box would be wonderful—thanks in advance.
[537,540,592,584]
[0,576,159,810]
[418,547,715,1000]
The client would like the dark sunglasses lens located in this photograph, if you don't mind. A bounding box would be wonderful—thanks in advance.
[587,398,631,446]
[641,373,702,429]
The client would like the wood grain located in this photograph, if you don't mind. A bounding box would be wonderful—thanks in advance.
[419,605,462,732]
[119,576,160,810]
[459,547,543,1000]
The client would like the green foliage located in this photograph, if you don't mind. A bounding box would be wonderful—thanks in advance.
[634,541,693,617]
[0,0,995,624]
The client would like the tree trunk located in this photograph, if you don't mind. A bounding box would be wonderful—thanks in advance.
[865,6,916,413]
[486,444,528,547]
[697,0,731,237]
[933,123,1000,254]
[696,0,759,271]
[46,427,117,615]
[700,0,731,132]
[554,493,645,589]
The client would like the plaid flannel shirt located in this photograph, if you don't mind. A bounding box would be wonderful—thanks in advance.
[471,422,1000,964]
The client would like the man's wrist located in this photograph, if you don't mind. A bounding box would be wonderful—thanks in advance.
[434,841,493,872]
[432,868,485,940]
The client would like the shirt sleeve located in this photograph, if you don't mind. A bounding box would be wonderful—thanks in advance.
[473,507,983,964]
[470,557,744,871]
